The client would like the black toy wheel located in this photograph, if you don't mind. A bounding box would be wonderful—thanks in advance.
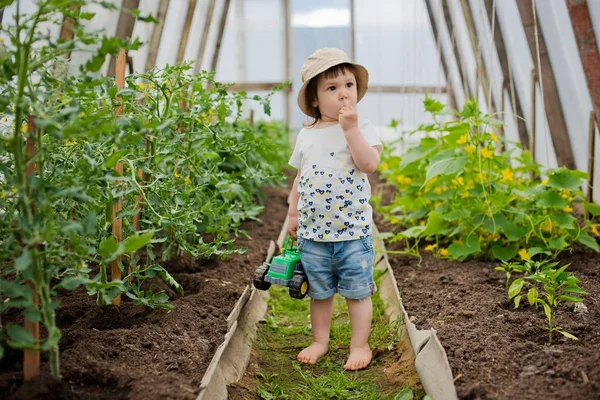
[289,274,308,299]
[253,263,271,291]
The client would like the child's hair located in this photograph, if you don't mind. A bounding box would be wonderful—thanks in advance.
[303,63,359,128]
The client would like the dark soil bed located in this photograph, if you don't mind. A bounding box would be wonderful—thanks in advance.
[0,181,290,400]
[372,177,600,400]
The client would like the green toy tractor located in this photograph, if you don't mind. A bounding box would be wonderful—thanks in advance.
[253,237,309,299]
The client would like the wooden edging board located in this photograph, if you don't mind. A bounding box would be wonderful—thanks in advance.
[373,225,458,400]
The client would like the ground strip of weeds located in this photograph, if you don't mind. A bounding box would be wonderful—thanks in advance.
[230,267,425,399]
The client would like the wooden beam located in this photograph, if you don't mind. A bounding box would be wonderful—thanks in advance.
[587,110,595,203]
[236,0,246,82]
[459,0,497,115]
[194,0,216,73]
[369,84,448,94]
[284,0,292,127]
[0,8,4,26]
[482,0,529,149]
[441,0,471,100]
[176,0,197,64]
[108,0,140,77]
[226,82,292,93]
[566,0,600,130]
[145,0,169,70]
[515,0,575,169]
[211,0,231,72]
[423,0,459,111]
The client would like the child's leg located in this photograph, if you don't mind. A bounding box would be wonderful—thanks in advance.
[297,296,334,364]
[344,297,373,370]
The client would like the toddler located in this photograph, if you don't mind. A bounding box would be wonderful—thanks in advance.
[288,48,382,371]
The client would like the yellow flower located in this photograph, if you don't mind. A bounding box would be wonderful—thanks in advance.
[138,82,146,90]
[0,192,6,199]
[147,83,153,90]
[591,225,600,237]
[439,248,449,257]
[490,133,499,142]
[174,171,181,179]
[434,187,443,195]
[425,244,437,252]
[465,145,474,154]
[11,188,17,194]
[540,220,553,232]
[452,176,464,186]
[425,176,437,186]
[78,112,86,118]
[390,217,399,224]
[381,162,389,171]
[396,175,412,185]
[65,140,77,146]
[461,191,470,199]
[457,134,468,145]
[500,168,514,183]
[419,220,426,226]
[518,248,530,260]
[184,175,191,184]
[21,123,28,133]
[541,179,549,185]
[481,148,493,159]
[563,206,573,213]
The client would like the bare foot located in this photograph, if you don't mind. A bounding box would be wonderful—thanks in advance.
[297,342,328,365]
[343,346,372,371]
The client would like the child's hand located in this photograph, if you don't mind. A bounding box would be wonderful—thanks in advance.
[339,99,358,132]
[288,215,299,239]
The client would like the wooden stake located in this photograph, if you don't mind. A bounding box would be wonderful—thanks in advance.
[23,116,40,381]
[58,5,80,60]
[284,0,292,127]
[108,0,140,77]
[112,49,126,306]
[194,0,216,73]
[176,0,197,64]
[146,0,170,71]
[587,110,596,204]
[210,0,231,72]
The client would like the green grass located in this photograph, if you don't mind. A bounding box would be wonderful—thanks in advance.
[248,277,425,400]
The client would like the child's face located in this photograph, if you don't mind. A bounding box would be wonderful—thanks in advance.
[313,69,358,123]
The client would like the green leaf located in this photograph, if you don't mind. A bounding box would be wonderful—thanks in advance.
[123,232,154,253]
[426,153,467,181]
[557,295,583,303]
[6,325,36,346]
[547,168,586,191]
[15,249,32,271]
[491,244,518,262]
[584,201,600,217]
[394,387,414,400]
[423,95,444,114]
[159,269,184,295]
[513,295,522,308]
[103,150,128,168]
[99,236,120,260]
[24,309,42,324]
[423,211,446,236]
[577,231,600,252]
[508,279,525,299]
[503,221,528,242]
[448,235,480,258]
[536,191,568,208]
[527,287,538,306]
[548,236,567,250]
[542,302,552,321]
[59,277,86,291]
[557,330,578,340]
[400,226,426,238]
[550,213,577,229]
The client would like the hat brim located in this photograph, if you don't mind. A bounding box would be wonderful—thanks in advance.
[297,62,369,117]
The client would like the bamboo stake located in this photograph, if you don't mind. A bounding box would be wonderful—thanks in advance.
[587,110,596,204]
[284,0,292,128]
[23,115,40,381]
[112,49,126,306]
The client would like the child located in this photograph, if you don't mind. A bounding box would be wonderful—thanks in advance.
[288,48,382,371]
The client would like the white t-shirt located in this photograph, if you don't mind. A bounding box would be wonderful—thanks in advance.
[289,119,382,242]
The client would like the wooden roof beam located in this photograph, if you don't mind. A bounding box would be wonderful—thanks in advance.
[482,0,529,149]
[515,0,575,169]
[566,0,600,130]
[145,0,169,71]
[107,0,140,77]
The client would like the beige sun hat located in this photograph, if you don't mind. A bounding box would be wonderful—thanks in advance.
[297,48,369,116]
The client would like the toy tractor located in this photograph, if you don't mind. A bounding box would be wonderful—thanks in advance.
[253,237,309,299]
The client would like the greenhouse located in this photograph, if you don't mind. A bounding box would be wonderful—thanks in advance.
[0,0,599,399]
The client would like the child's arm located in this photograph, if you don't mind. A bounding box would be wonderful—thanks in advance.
[339,100,380,173]
[287,169,301,238]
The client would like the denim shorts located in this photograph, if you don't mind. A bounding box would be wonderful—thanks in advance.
[297,236,376,300]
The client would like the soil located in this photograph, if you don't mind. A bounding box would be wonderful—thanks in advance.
[0,180,291,400]
[371,177,600,400]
